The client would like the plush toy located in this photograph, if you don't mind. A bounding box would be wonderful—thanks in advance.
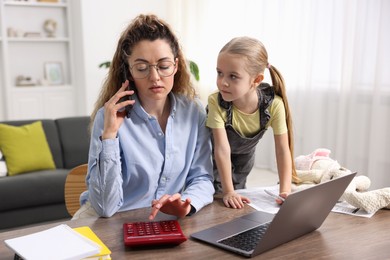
[0,150,7,177]
[293,148,390,213]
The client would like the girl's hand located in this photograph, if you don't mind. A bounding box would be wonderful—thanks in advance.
[149,193,192,220]
[276,192,289,205]
[101,80,135,140]
[222,191,251,209]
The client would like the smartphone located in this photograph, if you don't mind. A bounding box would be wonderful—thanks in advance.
[118,63,135,118]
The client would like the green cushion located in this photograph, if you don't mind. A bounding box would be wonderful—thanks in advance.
[0,121,55,176]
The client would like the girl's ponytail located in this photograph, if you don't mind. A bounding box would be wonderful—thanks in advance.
[269,65,300,183]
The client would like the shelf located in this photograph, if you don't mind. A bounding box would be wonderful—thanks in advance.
[3,1,67,8]
[7,37,69,43]
[1,0,75,120]
[11,84,72,90]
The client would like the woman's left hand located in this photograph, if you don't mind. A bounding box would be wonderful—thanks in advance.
[149,193,192,220]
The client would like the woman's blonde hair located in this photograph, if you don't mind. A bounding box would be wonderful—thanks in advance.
[220,36,299,183]
[90,14,195,128]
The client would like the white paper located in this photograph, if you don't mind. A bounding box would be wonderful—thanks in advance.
[237,185,376,218]
[5,224,101,260]
[332,201,375,218]
[236,185,281,214]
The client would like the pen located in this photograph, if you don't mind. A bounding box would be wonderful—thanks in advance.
[264,189,285,202]
[352,208,360,214]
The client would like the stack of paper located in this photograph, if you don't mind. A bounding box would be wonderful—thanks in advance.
[5,224,101,260]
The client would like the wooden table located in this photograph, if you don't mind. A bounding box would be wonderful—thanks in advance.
[1,198,389,259]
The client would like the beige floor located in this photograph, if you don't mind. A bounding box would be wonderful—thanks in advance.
[246,167,279,188]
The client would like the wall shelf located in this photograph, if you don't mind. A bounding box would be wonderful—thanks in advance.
[4,1,67,8]
[0,0,76,120]
[7,37,69,42]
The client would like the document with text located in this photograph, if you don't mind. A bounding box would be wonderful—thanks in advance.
[236,185,375,218]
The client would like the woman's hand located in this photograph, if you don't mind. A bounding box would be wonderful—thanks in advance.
[222,191,251,209]
[101,80,135,140]
[149,193,192,220]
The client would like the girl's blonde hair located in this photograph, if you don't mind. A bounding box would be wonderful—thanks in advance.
[220,36,299,183]
[90,14,195,128]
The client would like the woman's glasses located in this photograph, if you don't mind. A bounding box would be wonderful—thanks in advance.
[130,61,176,79]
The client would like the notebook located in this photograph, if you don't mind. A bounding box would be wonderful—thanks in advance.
[123,220,187,247]
[191,172,356,257]
[73,226,112,260]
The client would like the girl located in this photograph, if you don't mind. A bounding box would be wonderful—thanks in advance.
[74,14,214,220]
[206,36,299,209]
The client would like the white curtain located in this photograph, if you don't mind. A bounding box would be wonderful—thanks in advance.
[171,0,390,189]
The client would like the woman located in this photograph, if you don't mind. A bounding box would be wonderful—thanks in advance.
[74,14,214,220]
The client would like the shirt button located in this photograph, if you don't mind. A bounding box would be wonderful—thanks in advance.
[158,132,162,136]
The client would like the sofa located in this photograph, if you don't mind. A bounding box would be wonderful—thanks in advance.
[0,116,90,230]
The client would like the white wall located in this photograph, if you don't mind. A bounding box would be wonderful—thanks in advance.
[75,0,176,115]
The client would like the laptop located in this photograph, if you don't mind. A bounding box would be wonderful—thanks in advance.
[191,171,356,257]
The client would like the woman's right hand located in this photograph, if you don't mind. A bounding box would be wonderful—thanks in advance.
[149,193,192,220]
[101,80,135,140]
[222,191,251,209]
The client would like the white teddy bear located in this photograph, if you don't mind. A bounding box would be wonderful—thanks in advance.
[293,148,390,213]
[0,150,8,177]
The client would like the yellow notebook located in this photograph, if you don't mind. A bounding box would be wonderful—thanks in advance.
[74,226,112,260]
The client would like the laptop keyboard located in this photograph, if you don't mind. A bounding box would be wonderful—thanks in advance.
[218,222,271,252]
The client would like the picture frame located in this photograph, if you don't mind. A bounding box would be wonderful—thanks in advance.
[44,62,63,85]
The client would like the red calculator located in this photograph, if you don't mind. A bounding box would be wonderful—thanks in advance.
[123,220,187,247]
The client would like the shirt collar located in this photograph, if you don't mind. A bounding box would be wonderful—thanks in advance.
[132,92,177,121]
